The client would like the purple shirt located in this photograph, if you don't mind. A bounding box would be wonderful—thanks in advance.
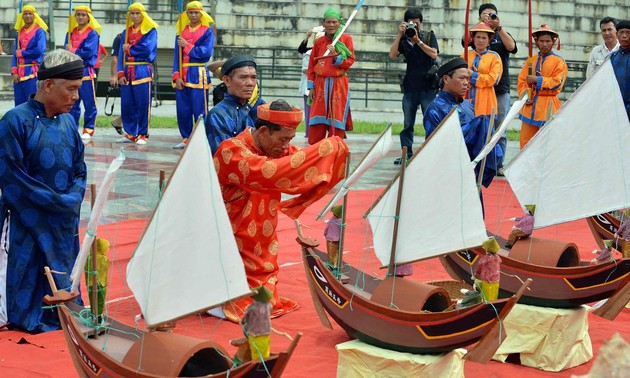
[241,300,272,336]
[324,216,342,242]
[514,214,534,235]
[617,220,630,240]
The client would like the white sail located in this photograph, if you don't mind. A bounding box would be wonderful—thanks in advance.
[317,124,393,220]
[70,151,125,293]
[471,93,528,167]
[504,60,630,229]
[126,120,251,327]
[367,111,488,266]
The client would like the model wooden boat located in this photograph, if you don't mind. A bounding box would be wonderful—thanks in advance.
[299,112,529,362]
[45,119,300,377]
[442,60,630,312]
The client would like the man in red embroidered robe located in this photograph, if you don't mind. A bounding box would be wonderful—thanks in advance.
[65,6,101,140]
[307,7,354,145]
[214,99,348,322]
[11,5,47,106]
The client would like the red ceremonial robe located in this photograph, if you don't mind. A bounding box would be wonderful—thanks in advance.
[214,129,348,322]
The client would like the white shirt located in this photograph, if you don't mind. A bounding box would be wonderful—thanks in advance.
[586,41,619,78]
[298,50,311,96]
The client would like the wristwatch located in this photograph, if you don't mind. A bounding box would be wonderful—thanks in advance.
[495,25,503,32]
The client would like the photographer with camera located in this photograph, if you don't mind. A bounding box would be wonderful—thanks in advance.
[389,8,439,165]
[478,3,517,175]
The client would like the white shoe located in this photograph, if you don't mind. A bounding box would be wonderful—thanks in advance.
[173,142,186,149]
[81,132,91,141]
[135,136,147,145]
[207,307,226,319]
[116,137,133,143]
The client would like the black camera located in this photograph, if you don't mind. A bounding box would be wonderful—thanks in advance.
[489,13,498,20]
[405,22,417,38]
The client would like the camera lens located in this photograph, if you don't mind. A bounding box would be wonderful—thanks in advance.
[489,14,498,20]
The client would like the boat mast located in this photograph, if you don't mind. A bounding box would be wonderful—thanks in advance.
[336,152,351,279]
[386,148,408,277]
[89,184,99,324]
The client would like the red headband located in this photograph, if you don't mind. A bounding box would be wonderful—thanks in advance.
[257,103,303,129]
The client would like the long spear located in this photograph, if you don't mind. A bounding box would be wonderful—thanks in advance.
[463,0,471,63]
[66,0,74,48]
[527,0,534,100]
[177,0,183,83]
[322,0,365,57]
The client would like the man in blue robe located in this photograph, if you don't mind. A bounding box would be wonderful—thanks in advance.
[206,55,261,154]
[611,20,630,121]
[0,49,87,333]
[423,57,501,189]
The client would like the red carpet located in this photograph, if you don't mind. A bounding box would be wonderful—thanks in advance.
[0,179,628,377]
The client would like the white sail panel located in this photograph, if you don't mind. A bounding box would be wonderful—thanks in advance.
[367,112,487,266]
[504,60,630,229]
[318,124,393,219]
[471,93,528,167]
[126,121,251,327]
[71,151,125,293]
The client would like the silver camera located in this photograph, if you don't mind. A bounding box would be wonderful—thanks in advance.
[405,22,417,38]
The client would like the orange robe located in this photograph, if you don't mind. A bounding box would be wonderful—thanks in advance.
[214,129,348,322]
[517,52,567,148]
[463,49,502,116]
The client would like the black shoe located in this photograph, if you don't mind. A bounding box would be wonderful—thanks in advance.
[111,121,123,135]
[504,243,512,250]
[394,157,403,165]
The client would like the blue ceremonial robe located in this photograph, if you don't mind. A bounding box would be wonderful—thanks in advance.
[173,25,215,139]
[65,27,100,131]
[423,91,501,188]
[206,93,256,154]
[0,98,86,333]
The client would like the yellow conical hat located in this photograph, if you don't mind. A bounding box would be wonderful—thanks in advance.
[482,237,500,253]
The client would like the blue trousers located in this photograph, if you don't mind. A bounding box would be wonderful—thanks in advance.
[70,78,97,130]
[400,89,436,157]
[120,81,151,137]
[14,78,37,106]
[176,86,208,139]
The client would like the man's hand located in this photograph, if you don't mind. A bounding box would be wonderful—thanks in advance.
[309,88,315,102]
[177,36,188,48]
[326,44,336,55]
[175,78,184,90]
[398,22,407,35]
[118,76,128,86]
[122,43,130,52]
[525,75,538,85]
[65,43,72,50]
[12,73,19,84]
[109,75,118,86]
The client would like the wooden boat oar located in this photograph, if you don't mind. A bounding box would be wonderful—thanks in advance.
[464,277,532,364]
[299,246,333,330]
[592,274,630,320]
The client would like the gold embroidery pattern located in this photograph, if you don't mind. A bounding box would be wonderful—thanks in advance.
[254,242,262,256]
[313,173,327,185]
[290,151,306,168]
[262,220,274,237]
[269,199,278,216]
[258,200,265,215]
[304,166,318,181]
[262,160,277,178]
[244,258,256,271]
[241,149,254,158]
[238,160,250,178]
[221,148,233,164]
[243,201,253,217]
[267,270,278,280]
[235,237,243,251]
[228,173,240,184]
[213,157,220,173]
[250,182,262,189]
[232,139,245,147]
[269,240,279,255]
[264,262,275,273]
[275,177,291,189]
[247,220,257,237]
[318,139,333,157]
